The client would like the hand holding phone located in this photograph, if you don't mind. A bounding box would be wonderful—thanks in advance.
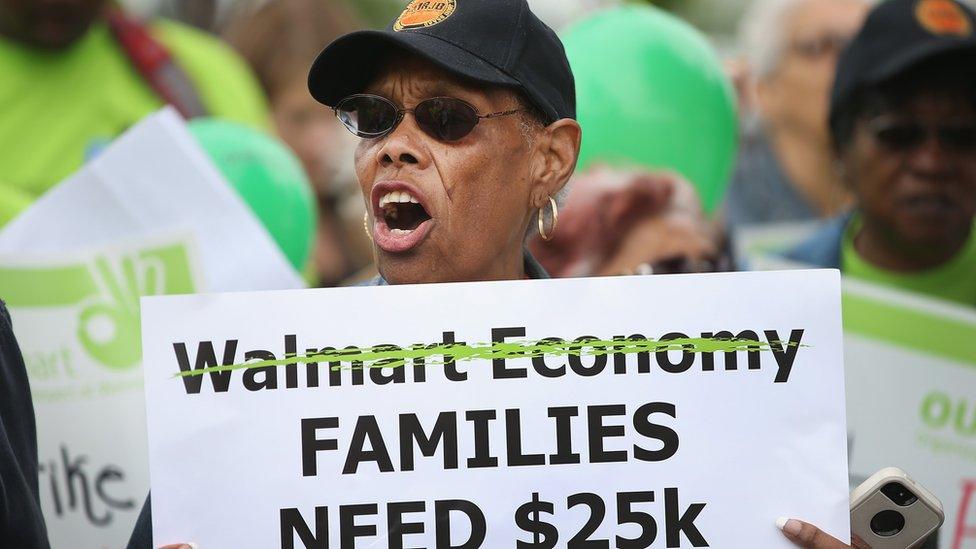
[779,467,943,549]
[850,467,944,549]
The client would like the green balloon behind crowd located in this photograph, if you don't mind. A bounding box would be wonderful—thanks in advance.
[189,119,317,272]
[563,6,738,213]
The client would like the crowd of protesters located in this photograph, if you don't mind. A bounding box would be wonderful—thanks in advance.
[1,0,974,547]
[1,0,973,303]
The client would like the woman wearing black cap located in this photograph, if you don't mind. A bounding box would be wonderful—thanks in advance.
[305,0,582,286]
[131,2,580,546]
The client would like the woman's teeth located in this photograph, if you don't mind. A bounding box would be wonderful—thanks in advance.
[377,189,431,235]
[379,191,420,208]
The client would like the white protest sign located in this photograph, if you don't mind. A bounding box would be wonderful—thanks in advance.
[0,106,305,547]
[142,271,849,548]
[731,221,823,270]
[0,233,204,548]
[0,107,305,292]
[747,245,976,547]
[842,280,976,549]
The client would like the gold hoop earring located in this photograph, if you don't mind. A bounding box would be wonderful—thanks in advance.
[537,197,558,241]
[363,211,373,241]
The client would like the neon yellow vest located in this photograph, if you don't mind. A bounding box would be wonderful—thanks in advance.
[0,20,270,203]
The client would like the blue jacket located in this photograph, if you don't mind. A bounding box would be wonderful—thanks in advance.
[783,213,853,269]
[724,132,819,232]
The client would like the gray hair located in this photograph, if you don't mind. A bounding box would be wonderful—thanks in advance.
[738,0,873,80]
[512,92,570,242]
[523,156,572,242]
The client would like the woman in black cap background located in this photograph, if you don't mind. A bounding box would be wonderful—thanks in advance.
[788,0,976,311]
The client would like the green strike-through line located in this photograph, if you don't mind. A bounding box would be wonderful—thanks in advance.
[173,337,801,379]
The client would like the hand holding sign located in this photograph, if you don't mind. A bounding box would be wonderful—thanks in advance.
[779,519,866,549]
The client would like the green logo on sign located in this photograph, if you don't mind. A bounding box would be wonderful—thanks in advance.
[0,243,197,371]
[921,391,976,438]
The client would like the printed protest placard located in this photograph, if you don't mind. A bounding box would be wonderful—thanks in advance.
[141,270,849,547]
[747,247,976,548]
[842,280,976,549]
[0,234,203,548]
[0,107,305,292]
[0,106,307,547]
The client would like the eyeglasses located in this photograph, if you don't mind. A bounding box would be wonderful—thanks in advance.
[641,254,730,276]
[334,94,522,142]
[867,118,976,153]
[790,33,853,60]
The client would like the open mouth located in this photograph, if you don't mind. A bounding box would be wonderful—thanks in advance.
[371,185,435,254]
[900,193,957,218]
[379,191,432,233]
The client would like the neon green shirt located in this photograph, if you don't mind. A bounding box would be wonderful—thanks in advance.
[842,216,976,307]
[0,20,270,200]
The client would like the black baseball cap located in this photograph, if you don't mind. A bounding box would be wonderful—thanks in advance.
[307,0,575,124]
[830,0,976,126]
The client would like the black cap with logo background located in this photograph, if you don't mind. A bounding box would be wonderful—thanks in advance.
[830,0,976,127]
[308,0,576,124]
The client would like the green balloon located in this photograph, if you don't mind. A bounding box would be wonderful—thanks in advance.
[189,119,317,271]
[563,6,738,213]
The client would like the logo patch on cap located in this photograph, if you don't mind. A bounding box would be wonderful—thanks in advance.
[916,0,973,37]
[394,0,457,32]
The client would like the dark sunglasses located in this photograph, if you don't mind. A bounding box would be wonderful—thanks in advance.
[334,94,522,142]
[868,118,976,153]
[644,254,731,276]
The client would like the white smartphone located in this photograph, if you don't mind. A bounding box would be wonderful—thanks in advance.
[850,467,944,549]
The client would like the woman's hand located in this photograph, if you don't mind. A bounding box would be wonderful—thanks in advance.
[779,518,871,549]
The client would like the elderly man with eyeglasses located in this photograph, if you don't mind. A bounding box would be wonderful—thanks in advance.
[725,0,871,234]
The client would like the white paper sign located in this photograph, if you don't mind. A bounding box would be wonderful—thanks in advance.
[0,107,305,292]
[0,233,204,548]
[842,281,976,549]
[0,107,305,547]
[141,271,849,548]
[747,248,976,548]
